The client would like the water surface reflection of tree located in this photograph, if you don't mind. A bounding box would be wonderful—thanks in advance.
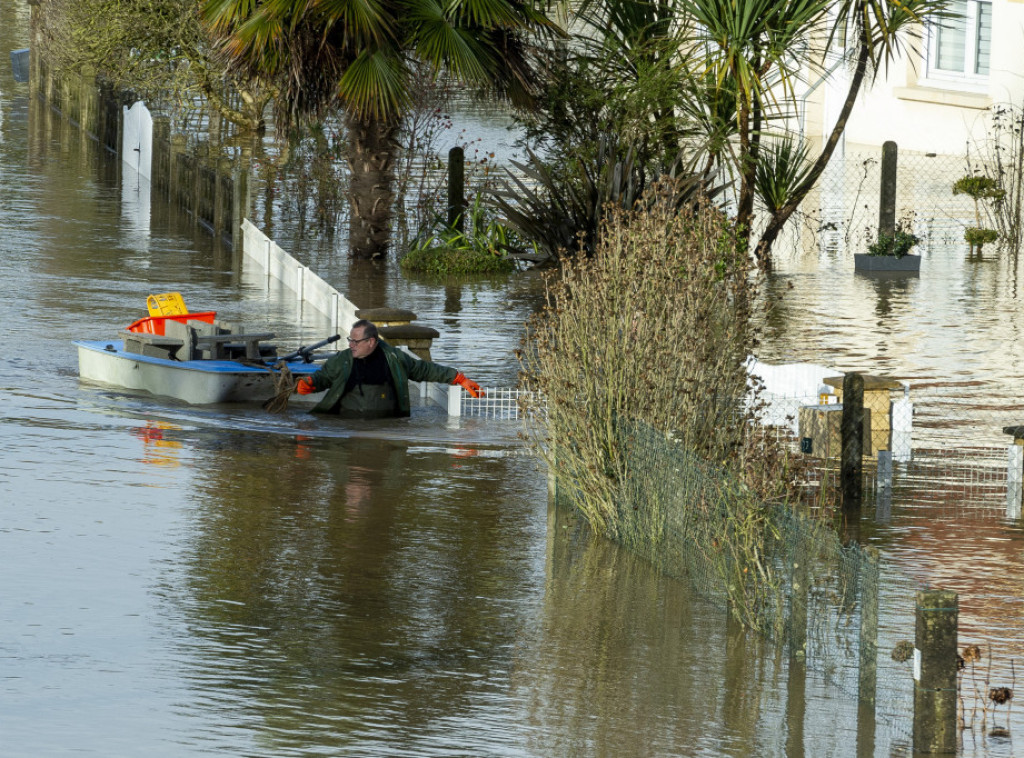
[514,505,786,757]
[174,430,545,754]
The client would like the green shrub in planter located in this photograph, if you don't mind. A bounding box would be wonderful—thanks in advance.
[964,227,999,249]
[867,229,920,258]
[954,175,1004,256]
[401,194,521,275]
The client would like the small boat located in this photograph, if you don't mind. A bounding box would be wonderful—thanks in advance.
[75,295,336,405]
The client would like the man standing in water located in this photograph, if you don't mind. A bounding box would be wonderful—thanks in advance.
[295,319,484,418]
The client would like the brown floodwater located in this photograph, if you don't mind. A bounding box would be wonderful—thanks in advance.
[5,3,1024,756]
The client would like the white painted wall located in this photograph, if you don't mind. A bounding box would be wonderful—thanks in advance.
[804,1,1024,156]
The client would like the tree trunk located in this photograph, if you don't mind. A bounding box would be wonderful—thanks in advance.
[346,111,400,260]
[735,94,755,246]
[754,39,870,269]
[735,66,764,252]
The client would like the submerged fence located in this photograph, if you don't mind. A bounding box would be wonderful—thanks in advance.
[758,145,979,260]
[550,415,1022,754]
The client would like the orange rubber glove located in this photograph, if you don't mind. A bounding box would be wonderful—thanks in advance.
[296,377,316,395]
[452,372,484,398]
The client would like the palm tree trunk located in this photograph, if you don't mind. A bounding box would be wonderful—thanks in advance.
[754,38,870,269]
[736,95,755,245]
[346,111,400,260]
[736,65,764,250]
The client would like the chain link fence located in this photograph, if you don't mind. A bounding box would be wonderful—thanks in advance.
[759,146,980,260]
[551,385,1024,753]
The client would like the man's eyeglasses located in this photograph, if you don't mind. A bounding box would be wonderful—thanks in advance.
[347,336,373,344]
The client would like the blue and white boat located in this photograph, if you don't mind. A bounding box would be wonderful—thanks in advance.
[75,307,334,405]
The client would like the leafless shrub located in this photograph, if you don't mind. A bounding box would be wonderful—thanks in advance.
[518,181,788,532]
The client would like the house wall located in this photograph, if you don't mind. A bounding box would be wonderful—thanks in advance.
[806,0,1024,156]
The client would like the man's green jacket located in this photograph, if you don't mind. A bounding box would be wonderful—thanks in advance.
[305,340,458,414]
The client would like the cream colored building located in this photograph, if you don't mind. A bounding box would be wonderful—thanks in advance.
[804,0,1022,156]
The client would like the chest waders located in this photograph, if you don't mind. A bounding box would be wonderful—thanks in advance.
[337,381,401,419]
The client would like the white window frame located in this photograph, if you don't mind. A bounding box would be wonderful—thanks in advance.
[922,0,991,92]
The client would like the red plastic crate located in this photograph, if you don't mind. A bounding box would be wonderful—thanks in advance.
[126,311,217,336]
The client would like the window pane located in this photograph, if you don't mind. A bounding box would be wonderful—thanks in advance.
[975,1,991,75]
[936,0,967,72]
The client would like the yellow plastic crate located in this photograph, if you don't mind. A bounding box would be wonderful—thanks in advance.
[146,292,189,317]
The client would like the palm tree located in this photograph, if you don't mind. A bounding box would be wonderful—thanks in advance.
[202,0,560,259]
[754,0,953,268]
[680,0,950,268]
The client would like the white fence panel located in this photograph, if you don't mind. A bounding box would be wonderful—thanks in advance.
[241,218,360,332]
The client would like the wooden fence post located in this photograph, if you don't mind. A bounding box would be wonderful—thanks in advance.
[842,372,865,511]
[447,146,465,232]
[787,541,808,758]
[880,141,898,239]
[857,547,879,758]
[913,589,958,754]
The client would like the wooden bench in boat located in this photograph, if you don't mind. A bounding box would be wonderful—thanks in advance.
[193,332,277,360]
[122,331,185,359]
[124,319,277,361]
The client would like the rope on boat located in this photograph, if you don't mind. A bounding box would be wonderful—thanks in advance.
[262,361,298,413]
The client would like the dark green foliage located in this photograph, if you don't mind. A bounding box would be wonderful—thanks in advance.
[867,229,920,258]
[491,135,722,263]
[403,193,524,272]
[400,245,516,275]
[518,10,691,175]
[753,135,814,214]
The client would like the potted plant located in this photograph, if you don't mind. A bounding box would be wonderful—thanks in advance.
[855,225,922,272]
[952,175,1004,259]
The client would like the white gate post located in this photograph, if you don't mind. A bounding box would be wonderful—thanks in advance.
[1007,444,1023,520]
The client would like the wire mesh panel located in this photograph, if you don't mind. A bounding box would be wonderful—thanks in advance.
[455,387,532,419]
[762,148,979,257]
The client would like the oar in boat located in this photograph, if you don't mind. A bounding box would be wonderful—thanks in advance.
[277,334,341,363]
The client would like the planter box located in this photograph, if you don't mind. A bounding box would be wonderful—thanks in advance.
[854,253,921,272]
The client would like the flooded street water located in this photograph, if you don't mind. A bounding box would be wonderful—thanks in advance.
[0,13,799,756]
[5,4,1024,756]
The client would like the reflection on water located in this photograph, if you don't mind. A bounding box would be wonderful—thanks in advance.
[4,4,1024,755]
[132,420,184,467]
[161,434,548,756]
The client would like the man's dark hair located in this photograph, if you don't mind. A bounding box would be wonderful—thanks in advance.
[351,319,379,339]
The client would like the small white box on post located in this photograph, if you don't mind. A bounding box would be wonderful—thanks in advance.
[1003,426,1024,520]
[876,449,893,522]
[891,385,913,462]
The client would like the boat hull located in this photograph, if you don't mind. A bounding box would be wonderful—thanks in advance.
[75,340,324,405]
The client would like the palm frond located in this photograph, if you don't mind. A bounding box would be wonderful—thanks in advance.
[338,48,411,119]
[753,134,814,214]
